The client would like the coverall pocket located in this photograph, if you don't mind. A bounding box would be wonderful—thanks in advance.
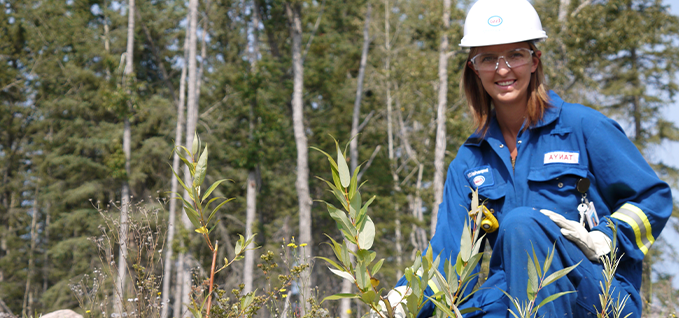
[526,165,589,219]
[477,183,506,213]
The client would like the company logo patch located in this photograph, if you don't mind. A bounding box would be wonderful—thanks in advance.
[473,176,486,187]
[544,151,579,164]
[488,16,502,27]
[465,165,494,188]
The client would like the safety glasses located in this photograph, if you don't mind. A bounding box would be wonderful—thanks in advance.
[470,48,534,71]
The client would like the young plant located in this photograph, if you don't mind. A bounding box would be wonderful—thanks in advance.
[597,223,631,318]
[424,188,488,318]
[500,243,581,318]
[170,133,256,318]
[311,139,385,314]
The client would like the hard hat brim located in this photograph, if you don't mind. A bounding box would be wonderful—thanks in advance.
[459,31,548,48]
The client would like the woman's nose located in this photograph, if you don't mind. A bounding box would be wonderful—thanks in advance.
[496,57,511,75]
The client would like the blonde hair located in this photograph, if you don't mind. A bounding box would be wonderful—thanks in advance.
[461,41,550,137]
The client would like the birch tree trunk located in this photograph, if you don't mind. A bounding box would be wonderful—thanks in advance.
[341,5,371,317]
[243,1,259,294]
[285,2,312,314]
[115,0,135,313]
[161,19,190,318]
[431,0,450,236]
[179,0,200,315]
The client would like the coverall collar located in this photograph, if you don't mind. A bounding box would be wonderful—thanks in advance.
[464,90,564,147]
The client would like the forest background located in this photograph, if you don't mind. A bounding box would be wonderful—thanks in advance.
[2,0,679,316]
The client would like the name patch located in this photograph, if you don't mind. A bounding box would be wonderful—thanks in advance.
[465,165,494,188]
[544,151,579,165]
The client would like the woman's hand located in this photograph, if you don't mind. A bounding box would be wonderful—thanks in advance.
[540,209,611,261]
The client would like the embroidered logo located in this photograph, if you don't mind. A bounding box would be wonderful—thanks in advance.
[544,151,579,164]
[473,176,486,187]
[465,165,494,188]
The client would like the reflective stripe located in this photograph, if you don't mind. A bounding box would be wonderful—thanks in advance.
[611,203,655,255]
[427,279,442,300]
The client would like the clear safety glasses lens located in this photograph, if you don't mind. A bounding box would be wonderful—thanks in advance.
[471,48,534,71]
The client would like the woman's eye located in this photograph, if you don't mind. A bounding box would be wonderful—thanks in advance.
[481,56,496,63]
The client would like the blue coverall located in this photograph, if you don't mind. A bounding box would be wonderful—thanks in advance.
[396,91,672,317]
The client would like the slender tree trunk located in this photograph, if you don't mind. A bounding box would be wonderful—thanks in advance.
[42,201,50,293]
[161,18,190,318]
[558,0,571,30]
[431,0,450,236]
[115,0,135,313]
[349,4,371,171]
[384,0,402,280]
[22,184,39,316]
[341,5,371,317]
[243,1,259,294]
[178,0,200,315]
[285,2,312,314]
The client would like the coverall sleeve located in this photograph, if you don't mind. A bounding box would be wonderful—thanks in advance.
[395,155,475,317]
[585,115,672,262]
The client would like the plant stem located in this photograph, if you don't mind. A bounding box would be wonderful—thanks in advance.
[206,241,218,318]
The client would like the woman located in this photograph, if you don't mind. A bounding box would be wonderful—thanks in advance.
[386,0,672,317]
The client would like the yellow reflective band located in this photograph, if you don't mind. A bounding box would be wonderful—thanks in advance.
[427,279,442,300]
[611,203,655,255]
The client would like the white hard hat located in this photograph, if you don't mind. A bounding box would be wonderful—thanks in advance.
[460,0,548,47]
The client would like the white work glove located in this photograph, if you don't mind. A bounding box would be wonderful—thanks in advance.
[370,286,410,318]
[540,209,611,262]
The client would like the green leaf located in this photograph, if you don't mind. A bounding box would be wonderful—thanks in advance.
[360,290,379,305]
[348,164,361,200]
[324,234,344,264]
[169,164,192,195]
[174,197,200,229]
[356,195,376,230]
[187,304,202,318]
[202,179,230,202]
[426,296,458,318]
[235,234,244,255]
[445,259,458,294]
[459,307,482,315]
[321,293,359,304]
[191,132,199,157]
[208,219,220,234]
[194,145,208,187]
[526,255,539,299]
[316,178,349,210]
[355,263,370,290]
[336,143,351,188]
[543,244,555,275]
[349,190,361,220]
[329,267,355,283]
[357,216,375,250]
[326,202,357,237]
[371,259,385,276]
[309,146,339,171]
[341,242,352,270]
[532,244,542,278]
[330,163,343,192]
[460,222,472,262]
[542,261,581,288]
[455,252,464,275]
[535,291,577,312]
[207,198,235,224]
[318,256,344,271]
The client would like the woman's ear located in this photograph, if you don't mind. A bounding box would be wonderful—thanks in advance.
[531,50,542,73]
[468,61,479,77]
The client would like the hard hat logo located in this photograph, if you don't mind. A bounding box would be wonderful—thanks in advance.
[487,16,502,27]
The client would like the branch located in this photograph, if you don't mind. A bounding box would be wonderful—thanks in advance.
[357,110,375,132]
[446,50,462,59]
[357,145,381,181]
[301,0,326,65]
[571,0,594,18]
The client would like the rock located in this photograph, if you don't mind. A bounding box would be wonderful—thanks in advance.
[40,310,83,318]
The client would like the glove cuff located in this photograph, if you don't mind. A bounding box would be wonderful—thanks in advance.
[590,230,612,258]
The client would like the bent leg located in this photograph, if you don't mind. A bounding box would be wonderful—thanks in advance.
[490,207,639,318]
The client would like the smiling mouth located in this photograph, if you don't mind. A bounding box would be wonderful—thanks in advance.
[496,80,516,87]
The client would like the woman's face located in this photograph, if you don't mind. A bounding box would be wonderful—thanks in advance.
[468,42,541,108]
